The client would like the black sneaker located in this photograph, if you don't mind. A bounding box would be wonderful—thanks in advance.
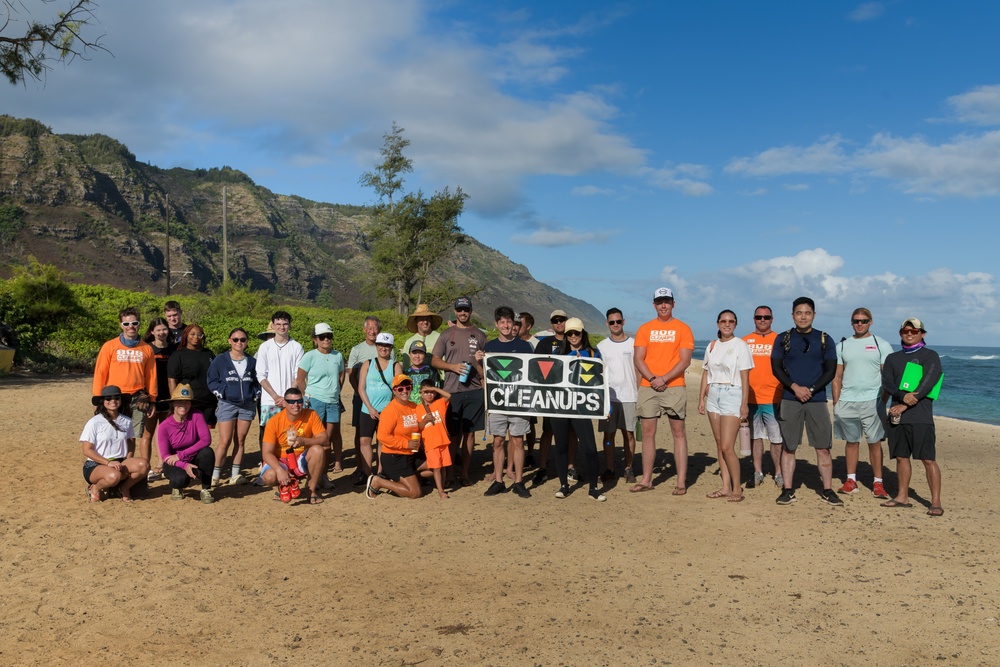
[511,482,531,499]
[589,487,607,502]
[555,485,570,499]
[484,480,506,497]
[566,468,579,483]
[532,468,549,486]
[820,489,845,506]
[776,488,797,505]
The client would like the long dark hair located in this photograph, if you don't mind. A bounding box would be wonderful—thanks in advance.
[716,310,737,339]
[143,317,170,345]
[180,323,205,350]
[94,402,125,432]
[556,331,595,356]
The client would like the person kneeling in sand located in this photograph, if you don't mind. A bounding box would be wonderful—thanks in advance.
[259,387,330,505]
[365,374,435,500]
[81,385,151,503]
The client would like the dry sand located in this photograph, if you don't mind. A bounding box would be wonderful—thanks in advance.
[1,369,998,666]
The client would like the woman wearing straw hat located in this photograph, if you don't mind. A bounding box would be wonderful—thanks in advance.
[81,385,151,503]
[157,383,216,504]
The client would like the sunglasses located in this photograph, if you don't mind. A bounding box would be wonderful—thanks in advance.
[566,330,583,336]
[395,385,413,392]
[120,321,139,327]
[607,319,623,325]
[285,398,304,405]
[316,334,333,341]
[455,307,471,313]
[551,317,567,324]
[899,328,923,335]
[103,395,122,402]
[852,319,870,325]
[231,337,248,343]
[754,315,772,320]
[718,319,736,325]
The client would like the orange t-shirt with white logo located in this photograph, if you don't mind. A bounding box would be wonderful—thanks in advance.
[742,331,782,404]
[377,399,421,455]
[634,318,694,388]
[417,398,450,450]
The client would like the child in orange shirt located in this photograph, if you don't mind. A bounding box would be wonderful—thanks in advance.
[416,380,452,499]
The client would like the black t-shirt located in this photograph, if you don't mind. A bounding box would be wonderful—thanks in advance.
[533,336,562,355]
[166,346,215,401]
[483,337,534,354]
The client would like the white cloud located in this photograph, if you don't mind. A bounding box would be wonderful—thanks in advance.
[511,227,613,247]
[572,185,614,196]
[848,3,886,22]
[639,164,713,196]
[725,135,850,177]
[738,188,768,196]
[658,266,689,296]
[946,84,1000,125]
[783,183,810,191]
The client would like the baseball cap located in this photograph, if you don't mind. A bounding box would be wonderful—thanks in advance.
[549,309,568,320]
[409,340,427,353]
[375,332,395,346]
[564,317,584,334]
[900,317,926,332]
[391,373,412,389]
[313,322,333,336]
[653,287,674,300]
[454,296,472,310]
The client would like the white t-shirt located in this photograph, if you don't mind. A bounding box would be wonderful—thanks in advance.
[256,338,305,407]
[702,337,754,386]
[79,413,134,460]
[596,335,637,403]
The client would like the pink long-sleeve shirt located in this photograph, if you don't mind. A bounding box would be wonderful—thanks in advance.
[157,411,211,463]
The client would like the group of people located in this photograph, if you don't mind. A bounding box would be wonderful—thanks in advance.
[81,291,944,515]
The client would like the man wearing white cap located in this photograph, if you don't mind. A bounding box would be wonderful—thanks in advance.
[632,288,694,494]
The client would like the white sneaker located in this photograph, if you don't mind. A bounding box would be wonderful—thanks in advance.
[229,474,249,486]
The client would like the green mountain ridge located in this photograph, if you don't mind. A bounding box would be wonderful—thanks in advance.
[0,116,603,328]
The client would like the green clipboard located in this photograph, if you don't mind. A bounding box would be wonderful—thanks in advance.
[899,361,943,400]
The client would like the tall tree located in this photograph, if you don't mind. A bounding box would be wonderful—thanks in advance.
[360,125,467,314]
[1,0,105,85]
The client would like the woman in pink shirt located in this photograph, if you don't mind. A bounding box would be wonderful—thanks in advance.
[158,384,216,504]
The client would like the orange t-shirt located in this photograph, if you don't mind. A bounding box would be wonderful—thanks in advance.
[263,408,325,457]
[377,399,420,455]
[634,318,694,388]
[417,398,450,450]
[742,331,782,404]
[92,337,158,399]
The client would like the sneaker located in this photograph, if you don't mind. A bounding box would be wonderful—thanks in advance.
[532,468,549,486]
[821,489,844,506]
[775,488,797,505]
[600,469,615,484]
[146,470,163,482]
[211,477,222,488]
[229,474,249,486]
[484,480,506,497]
[623,467,637,484]
[200,488,215,504]
[352,472,367,486]
[511,482,532,499]
[589,488,607,502]
[555,485,569,499]
[872,481,890,499]
[171,488,184,501]
[753,472,765,487]
[566,468,579,483]
[773,474,784,488]
[838,478,859,494]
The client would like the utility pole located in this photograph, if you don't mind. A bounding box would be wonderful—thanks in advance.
[165,194,171,296]
[222,186,229,285]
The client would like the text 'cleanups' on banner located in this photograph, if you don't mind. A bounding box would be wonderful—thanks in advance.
[483,353,609,419]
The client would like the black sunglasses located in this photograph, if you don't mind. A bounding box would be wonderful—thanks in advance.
[551,317,567,324]
[607,319,623,325]
[852,319,870,325]
[231,337,248,343]
[316,333,333,341]
[455,307,471,313]
[103,395,122,402]
[285,398,304,404]
[754,315,772,320]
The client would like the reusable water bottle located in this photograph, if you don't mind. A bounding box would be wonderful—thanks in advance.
[739,420,751,456]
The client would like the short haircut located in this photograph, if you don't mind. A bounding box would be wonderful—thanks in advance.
[852,307,873,320]
[364,315,381,329]
[792,296,815,312]
[163,300,181,313]
[283,387,303,399]
[494,305,515,323]
[754,305,772,315]
[519,312,534,330]
[119,307,141,322]
[271,310,292,323]
[420,378,436,389]
[606,307,623,319]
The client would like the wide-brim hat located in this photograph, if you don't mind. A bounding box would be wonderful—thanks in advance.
[257,322,276,341]
[92,385,123,406]
[162,383,201,404]
[406,304,443,333]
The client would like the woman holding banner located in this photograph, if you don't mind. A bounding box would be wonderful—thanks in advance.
[551,318,606,502]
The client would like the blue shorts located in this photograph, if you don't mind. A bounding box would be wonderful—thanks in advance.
[306,396,340,424]
[705,384,742,418]
[216,398,256,422]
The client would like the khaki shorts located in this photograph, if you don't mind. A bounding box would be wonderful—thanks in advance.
[638,385,687,421]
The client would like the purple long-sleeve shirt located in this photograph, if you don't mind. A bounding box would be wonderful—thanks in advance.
[157,411,211,463]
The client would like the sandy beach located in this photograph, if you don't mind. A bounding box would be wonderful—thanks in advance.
[1,369,997,666]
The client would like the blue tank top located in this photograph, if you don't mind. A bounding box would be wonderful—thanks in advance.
[361,358,393,414]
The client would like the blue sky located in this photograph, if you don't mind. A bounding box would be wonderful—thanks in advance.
[5,0,999,345]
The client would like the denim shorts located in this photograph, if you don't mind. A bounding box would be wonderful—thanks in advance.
[305,396,340,424]
[216,398,256,422]
[705,384,743,418]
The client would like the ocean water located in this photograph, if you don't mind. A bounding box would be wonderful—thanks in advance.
[693,341,1000,427]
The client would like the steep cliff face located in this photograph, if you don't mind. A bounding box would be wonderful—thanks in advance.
[0,119,603,326]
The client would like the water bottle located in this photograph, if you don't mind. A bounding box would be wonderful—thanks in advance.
[739,420,751,456]
[458,362,471,384]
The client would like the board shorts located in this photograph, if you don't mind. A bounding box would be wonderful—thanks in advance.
[748,404,782,444]
[776,400,832,451]
[486,412,530,437]
[833,399,885,443]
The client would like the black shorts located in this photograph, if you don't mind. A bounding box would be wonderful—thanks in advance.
[381,453,416,481]
[888,423,936,461]
[82,458,123,483]
[358,411,378,439]
[352,394,363,427]
[446,390,484,434]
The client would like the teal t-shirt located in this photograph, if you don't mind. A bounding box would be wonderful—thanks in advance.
[298,349,345,403]
[836,335,892,402]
